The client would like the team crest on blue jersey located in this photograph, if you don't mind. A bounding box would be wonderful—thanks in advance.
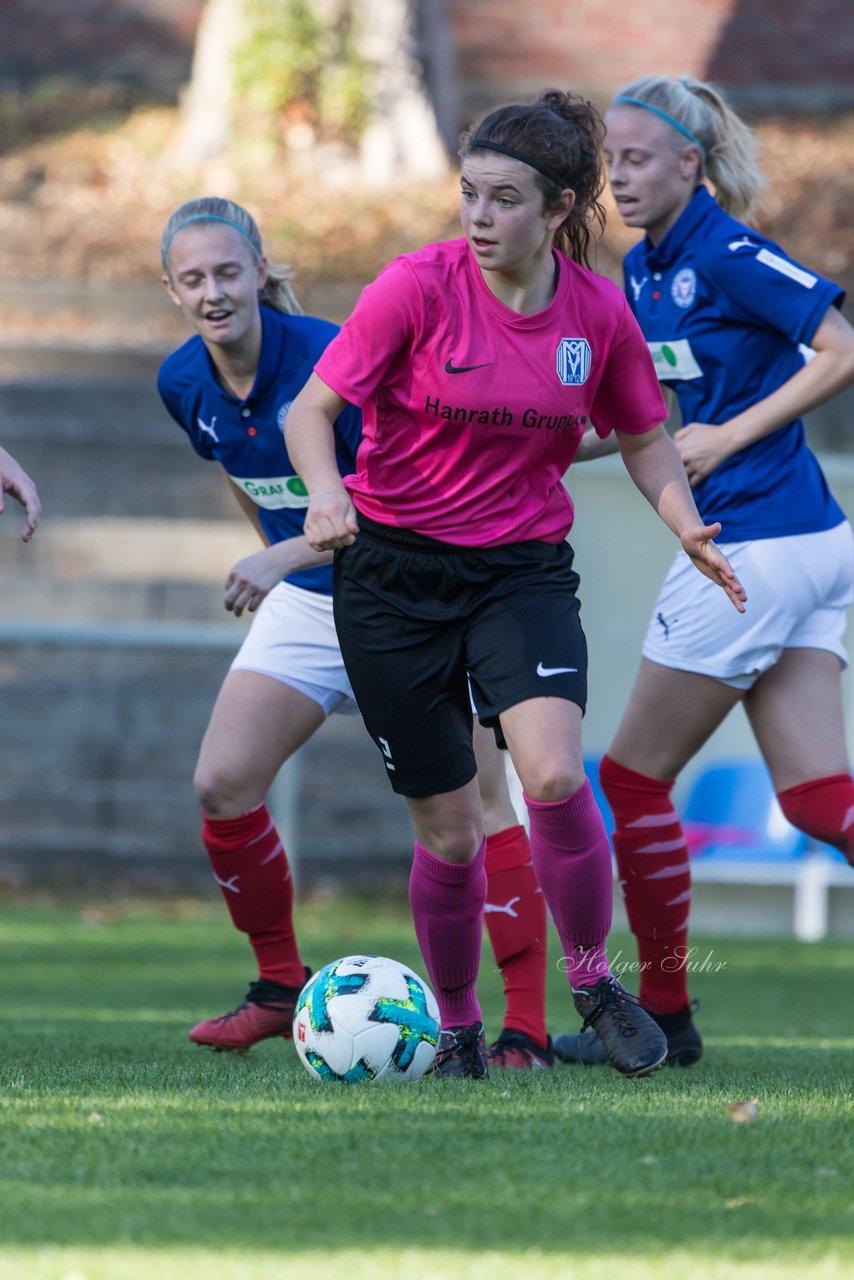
[276,400,293,431]
[671,269,697,309]
[556,338,591,386]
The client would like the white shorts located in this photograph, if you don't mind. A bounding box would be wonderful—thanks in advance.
[642,521,854,690]
[231,580,359,716]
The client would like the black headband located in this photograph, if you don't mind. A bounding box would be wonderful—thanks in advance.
[466,138,569,189]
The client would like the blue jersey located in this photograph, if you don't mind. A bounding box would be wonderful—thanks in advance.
[623,186,845,541]
[157,305,362,594]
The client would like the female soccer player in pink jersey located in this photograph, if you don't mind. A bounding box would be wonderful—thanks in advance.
[286,89,746,1079]
[158,197,550,1067]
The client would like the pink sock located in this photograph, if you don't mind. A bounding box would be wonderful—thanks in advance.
[409,838,486,1028]
[524,781,613,989]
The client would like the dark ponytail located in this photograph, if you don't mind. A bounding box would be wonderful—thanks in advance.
[460,90,607,267]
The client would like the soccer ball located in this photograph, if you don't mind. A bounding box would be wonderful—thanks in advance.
[293,954,440,1083]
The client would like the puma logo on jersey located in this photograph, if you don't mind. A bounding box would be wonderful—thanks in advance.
[728,237,755,252]
[197,415,219,443]
[630,274,648,301]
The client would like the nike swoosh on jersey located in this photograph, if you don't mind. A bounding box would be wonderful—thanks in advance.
[445,359,491,374]
[536,662,579,677]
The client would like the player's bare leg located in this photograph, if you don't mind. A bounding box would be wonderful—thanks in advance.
[555,660,742,1067]
[188,671,321,1051]
[747,648,854,865]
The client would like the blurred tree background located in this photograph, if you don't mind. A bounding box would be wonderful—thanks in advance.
[0,0,850,376]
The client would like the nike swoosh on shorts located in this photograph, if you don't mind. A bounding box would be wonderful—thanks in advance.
[536,662,578,677]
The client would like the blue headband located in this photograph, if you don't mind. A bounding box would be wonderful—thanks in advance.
[161,214,258,267]
[612,96,705,156]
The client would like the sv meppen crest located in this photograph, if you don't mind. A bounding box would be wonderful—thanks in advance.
[556,338,592,386]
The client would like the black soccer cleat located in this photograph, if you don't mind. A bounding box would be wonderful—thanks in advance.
[552,1026,609,1067]
[649,1002,704,1067]
[570,976,668,1077]
[555,998,703,1069]
[431,1022,489,1079]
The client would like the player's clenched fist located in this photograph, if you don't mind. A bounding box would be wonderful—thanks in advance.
[304,484,359,551]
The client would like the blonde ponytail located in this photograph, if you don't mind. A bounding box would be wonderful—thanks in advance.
[611,75,765,221]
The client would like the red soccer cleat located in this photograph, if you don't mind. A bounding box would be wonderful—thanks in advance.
[188,972,311,1052]
[486,1027,554,1071]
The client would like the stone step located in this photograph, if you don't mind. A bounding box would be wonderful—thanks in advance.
[0,574,231,622]
[0,377,241,519]
[0,518,248,580]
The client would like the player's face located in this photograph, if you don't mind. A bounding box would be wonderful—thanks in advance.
[162,223,267,349]
[459,153,573,281]
[604,106,701,244]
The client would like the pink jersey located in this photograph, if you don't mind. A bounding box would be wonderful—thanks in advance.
[315,238,666,546]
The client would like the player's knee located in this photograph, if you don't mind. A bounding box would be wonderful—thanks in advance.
[777,774,854,860]
[193,764,254,817]
[599,753,673,812]
[418,819,484,864]
[521,762,586,804]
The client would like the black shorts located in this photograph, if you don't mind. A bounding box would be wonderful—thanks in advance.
[333,516,588,798]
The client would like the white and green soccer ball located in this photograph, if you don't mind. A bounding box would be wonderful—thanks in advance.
[293,955,440,1083]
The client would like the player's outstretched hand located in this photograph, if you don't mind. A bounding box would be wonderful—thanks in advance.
[304,485,359,551]
[680,522,747,612]
[0,447,41,541]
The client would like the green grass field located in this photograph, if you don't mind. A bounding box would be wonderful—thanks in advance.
[1,895,852,1280]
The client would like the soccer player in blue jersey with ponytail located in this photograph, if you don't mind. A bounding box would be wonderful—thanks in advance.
[158,197,553,1066]
[554,75,854,1068]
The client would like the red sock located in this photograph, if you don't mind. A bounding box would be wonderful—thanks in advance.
[599,755,692,1014]
[483,824,548,1046]
[201,804,305,986]
[777,774,854,867]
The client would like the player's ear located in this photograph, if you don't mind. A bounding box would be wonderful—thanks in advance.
[162,272,182,307]
[547,188,576,233]
[679,144,702,180]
